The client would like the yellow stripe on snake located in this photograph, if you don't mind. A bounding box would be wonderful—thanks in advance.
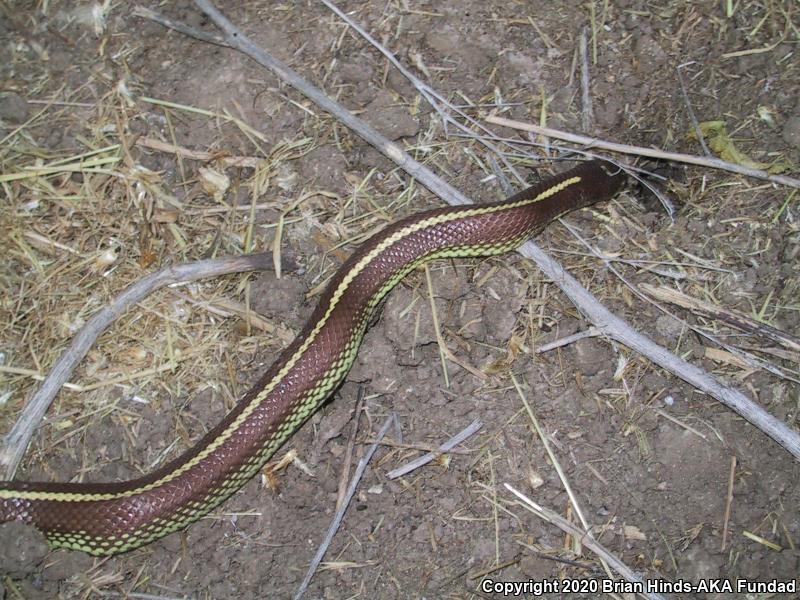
[0,161,623,555]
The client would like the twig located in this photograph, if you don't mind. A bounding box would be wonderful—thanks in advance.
[579,27,593,132]
[536,326,600,353]
[721,455,736,551]
[335,387,364,511]
[99,592,191,600]
[676,62,710,156]
[132,5,227,47]
[515,542,604,574]
[486,116,800,189]
[358,438,471,455]
[293,414,396,600]
[0,253,273,478]
[651,408,708,441]
[153,3,800,457]
[135,136,262,168]
[386,419,483,479]
[504,484,668,600]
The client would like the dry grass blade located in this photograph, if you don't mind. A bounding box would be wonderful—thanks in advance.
[742,530,782,551]
[335,387,364,511]
[651,408,708,441]
[424,263,449,386]
[721,456,736,551]
[510,374,615,580]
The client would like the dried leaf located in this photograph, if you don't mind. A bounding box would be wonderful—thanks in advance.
[199,166,230,202]
[624,525,647,541]
[692,121,769,170]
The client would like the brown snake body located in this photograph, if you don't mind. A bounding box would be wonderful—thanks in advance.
[0,161,623,554]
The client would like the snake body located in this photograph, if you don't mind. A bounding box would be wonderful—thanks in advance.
[0,161,623,555]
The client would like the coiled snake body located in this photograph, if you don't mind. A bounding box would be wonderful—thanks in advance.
[0,161,623,555]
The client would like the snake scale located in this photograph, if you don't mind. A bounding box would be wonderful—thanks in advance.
[0,160,623,555]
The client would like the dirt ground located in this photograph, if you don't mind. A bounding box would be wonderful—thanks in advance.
[1,1,799,599]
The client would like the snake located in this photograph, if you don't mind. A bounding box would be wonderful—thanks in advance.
[0,160,623,555]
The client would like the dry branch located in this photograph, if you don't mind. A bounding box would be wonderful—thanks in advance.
[486,116,800,189]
